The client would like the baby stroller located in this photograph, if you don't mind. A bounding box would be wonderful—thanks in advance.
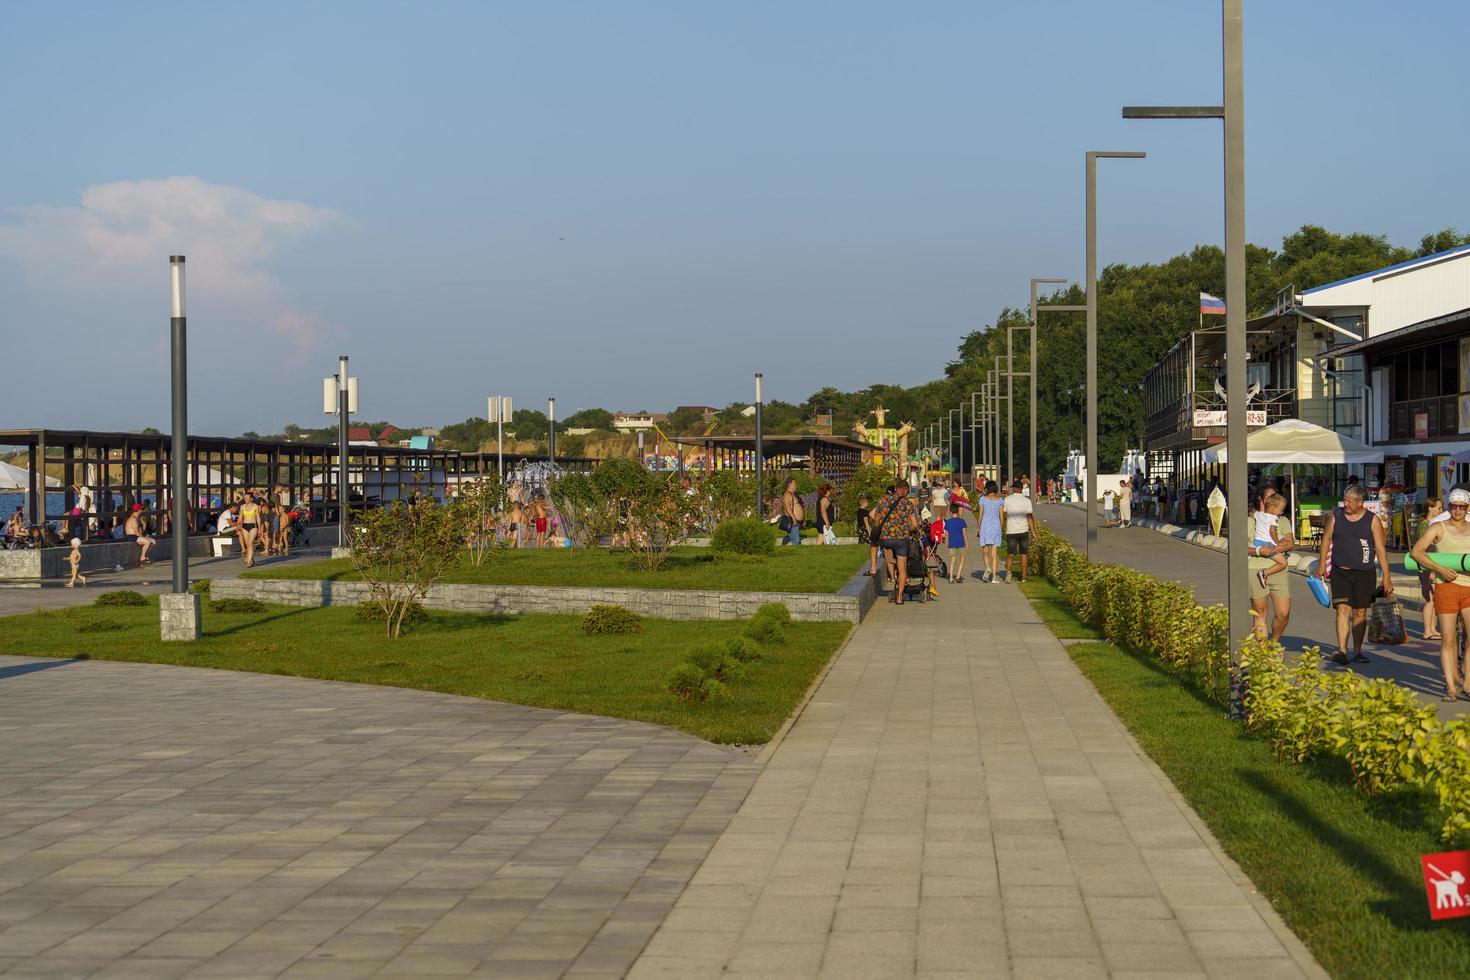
[899,533,944,603]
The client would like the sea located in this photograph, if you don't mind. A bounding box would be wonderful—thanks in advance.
[1,491,68,522]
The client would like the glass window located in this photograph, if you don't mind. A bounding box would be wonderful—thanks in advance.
[1444,340,1460,396]
[1392,350,1409,402]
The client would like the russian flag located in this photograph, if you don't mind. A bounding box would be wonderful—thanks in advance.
[1200,292,1226,315]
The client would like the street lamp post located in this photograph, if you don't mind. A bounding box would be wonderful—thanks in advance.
[992,357,1004,482]
[1030,278,1084,497]
[754,374,764,515]
[547,398,556,465]
[1085,150,1147,557]
[323,356,358,549]
[161,255,199,642]
[488,396,511,483]
[1122,0,1251,677]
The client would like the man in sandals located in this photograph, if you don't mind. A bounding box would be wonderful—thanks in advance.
[1314,485,1393,666]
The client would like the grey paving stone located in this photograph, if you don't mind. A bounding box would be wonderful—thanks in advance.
[628,559,1324,979]
[0,656,756,977]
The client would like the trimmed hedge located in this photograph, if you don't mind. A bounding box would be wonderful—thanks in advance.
[580,604,643,636]
[94,590,148,608]
[711,518,777,556]
[1030,523,1470,845]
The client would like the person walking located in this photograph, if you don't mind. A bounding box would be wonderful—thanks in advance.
[976,480,1004,583]
[65,537,87,588]
[942,504,968,583]
[948,477,971,515]
[1002,479,1035,584]
[237,494,262,567]
[856,496,879,576]
[873,482,919,603]
[1315,485,1393,666]
[781,479,804,546]
[1418,498,1446,640]
[814,484,836,545]
[1412,489,1470,700]
[1117,479,1132,528]
[1245,500,1294,642]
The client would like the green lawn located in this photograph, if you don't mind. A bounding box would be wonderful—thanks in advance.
[0,599,850,745]
[248,545,868,594]
[1017,578,1103,639]
[1057,637,1470,979]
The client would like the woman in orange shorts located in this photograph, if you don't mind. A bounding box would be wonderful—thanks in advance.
[1412,488,1470,701]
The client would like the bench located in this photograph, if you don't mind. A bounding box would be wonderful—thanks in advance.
[211,536,239,557]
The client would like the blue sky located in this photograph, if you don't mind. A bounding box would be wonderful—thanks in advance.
[3,1,1466,434]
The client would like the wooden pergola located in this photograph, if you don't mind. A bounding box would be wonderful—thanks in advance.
[668,433,873,486]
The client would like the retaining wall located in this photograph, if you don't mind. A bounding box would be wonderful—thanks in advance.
[214,567,877,623]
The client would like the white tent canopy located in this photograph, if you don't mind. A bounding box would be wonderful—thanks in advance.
[0,460,61,491]
[1200,418,1383,465]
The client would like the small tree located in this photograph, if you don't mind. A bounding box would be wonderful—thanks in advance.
[455,476,506,567]
[350,499,472,637]
[626,477,704,571]
[699,470,757,526]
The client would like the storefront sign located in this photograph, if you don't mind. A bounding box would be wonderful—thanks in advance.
[1193,409,1267,427]
[1415,413,1430,440]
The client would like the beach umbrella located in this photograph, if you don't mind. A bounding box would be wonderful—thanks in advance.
[0,460,61,491]
[1202,418,1383,529]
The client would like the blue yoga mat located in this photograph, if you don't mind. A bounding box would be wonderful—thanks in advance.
[1307,576,1331,608]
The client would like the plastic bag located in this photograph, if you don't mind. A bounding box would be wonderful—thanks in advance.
[1367,596,1407,645]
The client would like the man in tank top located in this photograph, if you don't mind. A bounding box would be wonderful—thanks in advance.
[1313,484,1393,665]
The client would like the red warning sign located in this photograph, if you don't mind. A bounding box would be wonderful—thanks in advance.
[1421,851,1470,920]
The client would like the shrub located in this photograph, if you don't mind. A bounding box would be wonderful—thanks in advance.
[687,643,746,682]
[94,590,147,608]
[1426,720,1470,844]
[752,603,792,624]
[1333,678,1438,797]
[190,579,211,595]
[712,518,776,557]
[581,604,643,635]
[356,601,427,624]
[666,663,708,701]
[744,615,787,646]
[699,678,731,701]
[76,620,125,633]
[211,597,266,614]
[725,636,764,663]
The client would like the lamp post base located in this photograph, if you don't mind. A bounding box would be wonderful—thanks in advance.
[160,592,201,642]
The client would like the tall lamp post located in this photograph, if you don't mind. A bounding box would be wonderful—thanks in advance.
[547,397,556,465]
[488,396,511,482]
[161,255,199,641]
[1123,0,1250,668]
[1031,278,1085,496]
[1085,150,1147,557]
[323,356,359,549]
[992,357,1005,482]
[754,373,764,514]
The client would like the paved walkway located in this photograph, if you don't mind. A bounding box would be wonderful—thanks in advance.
[0,657,756,978]
[629,576,1323,978]
[1039,503,1466,717]
[0,551,324,617]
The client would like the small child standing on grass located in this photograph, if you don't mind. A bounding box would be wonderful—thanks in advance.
[1253,494,1290,589]
[942,505,968,583]
[66,537,86,588]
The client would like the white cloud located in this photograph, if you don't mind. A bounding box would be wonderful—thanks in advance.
[0,176,343,361]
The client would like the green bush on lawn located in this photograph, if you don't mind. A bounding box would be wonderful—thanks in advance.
[94,590,148,608]
[711,518,776,557]
[212,597,266,614]
[581,604,643,636]
[1030,523,1470,845]
[355,601,427,624]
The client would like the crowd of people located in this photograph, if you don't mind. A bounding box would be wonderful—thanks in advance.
[856,474,1037,604]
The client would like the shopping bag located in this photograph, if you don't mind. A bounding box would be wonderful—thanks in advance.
[1367,597,1407,645]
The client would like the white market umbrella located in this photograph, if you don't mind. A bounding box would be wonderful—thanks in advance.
[0,460,61,490]
[1201,418,1384,528]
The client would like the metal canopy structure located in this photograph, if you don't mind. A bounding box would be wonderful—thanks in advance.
[667,433,873,486]
[0,429,593,536]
